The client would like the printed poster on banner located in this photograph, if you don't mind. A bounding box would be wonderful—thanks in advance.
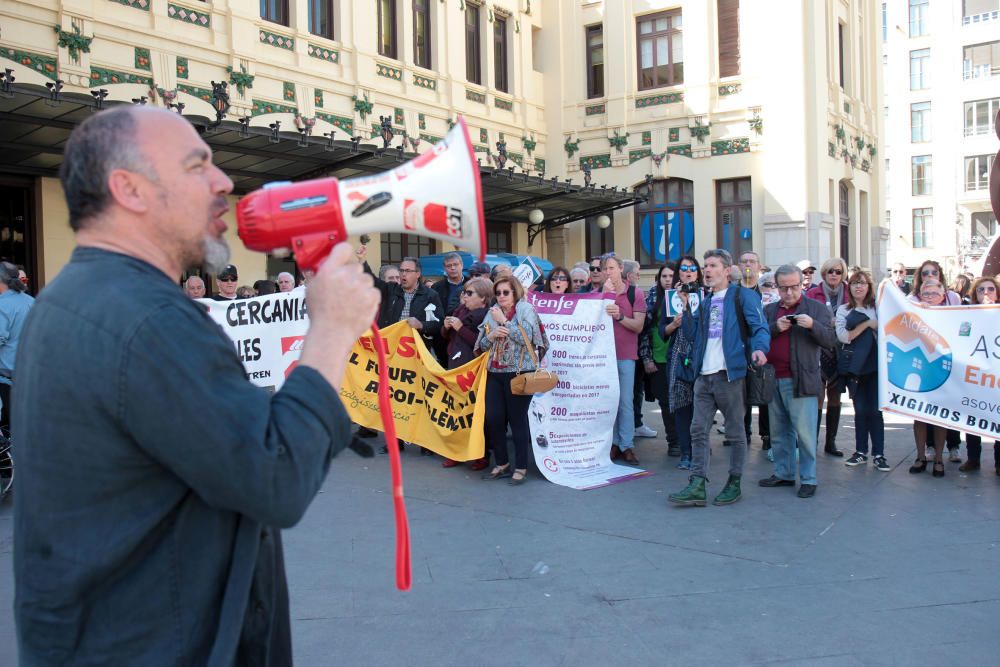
[527,292,651,490]
[878,282,1000,441]
[202,291,311,392]
[663,289,702,317]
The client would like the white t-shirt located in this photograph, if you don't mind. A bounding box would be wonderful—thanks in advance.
[700,287,728,375]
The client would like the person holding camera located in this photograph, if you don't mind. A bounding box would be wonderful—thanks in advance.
[759,264,836,498]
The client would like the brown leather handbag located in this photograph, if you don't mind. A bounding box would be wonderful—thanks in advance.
[509,323,558,396]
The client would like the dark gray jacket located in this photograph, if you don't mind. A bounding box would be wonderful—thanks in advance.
[764,296,837,397]
[13,247,351,666]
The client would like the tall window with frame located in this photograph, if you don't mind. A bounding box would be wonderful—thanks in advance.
[636,10,683,90]
[912,208,932,249]
[909,48,930,90]
[413,0,431,69]
[585,216,614,260]
[965,154,994,191]
[494,15,508,92]
[964,98,1000,136]
[910,102,931,143]
[964,0,1000,21]
[634,178,694,267]
[586,25,604,99]
[838,22,846,90]
[465,4,482,84]
[380,233,436,265]
[717,0,740,78]
[716,178,752,257]
[260,0,289,26]
[308,0,334,40]
[839,182,851,265]
[377,0,397,60]
[909,0,929,37]
[911,155,932,195]
[486,222,512,254]
[972,211,998,240]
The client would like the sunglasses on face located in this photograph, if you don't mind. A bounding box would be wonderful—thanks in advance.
[219,277,237,282]
[589,266,601,272]
[462,289,476,296]
[495,289,513,296]
[850,281,868,288]
[827,269,843,276]
[892,270,906,274]
[551,275,569,282]
[803,268,816,274]
[679,264,697,272]
[921,269,938,277]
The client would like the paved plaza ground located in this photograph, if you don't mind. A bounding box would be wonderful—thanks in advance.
[3,404,1000,666]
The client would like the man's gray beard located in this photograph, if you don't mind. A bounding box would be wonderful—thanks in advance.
[201,236,231,274]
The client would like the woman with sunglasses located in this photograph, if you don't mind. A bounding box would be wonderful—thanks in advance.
[477,277,549,485]
[639,262,680,456]
[543,266,572,294]
[908,260,961,305]
[662,255,702,469]
[836,270,888,471]
[806,257,850,457]
[909,279,949,477]
[959,276,1000,476]
[440,277,494,470]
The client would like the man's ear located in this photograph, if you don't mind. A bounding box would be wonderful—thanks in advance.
[106,168,151,215]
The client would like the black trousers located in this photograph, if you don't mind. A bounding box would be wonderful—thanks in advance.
[484,372,533,470]
[966,435,1000,467]
[646,362,679,445]
[0,382,10,431]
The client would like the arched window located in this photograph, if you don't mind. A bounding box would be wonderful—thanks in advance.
[634,178,694,267]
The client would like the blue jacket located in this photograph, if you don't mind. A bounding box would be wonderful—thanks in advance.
[682,283,770,382]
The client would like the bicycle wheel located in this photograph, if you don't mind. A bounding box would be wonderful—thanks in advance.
[0,428,12,501]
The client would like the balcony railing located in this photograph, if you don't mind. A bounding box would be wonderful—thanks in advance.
[962,64,999,80]
[963,11,1000,25]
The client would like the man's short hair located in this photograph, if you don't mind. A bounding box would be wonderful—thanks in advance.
[623,260,640,276]
[443,252,462,264]
[703,248,733,268]
[0,261,26,293]
[774,264,803,283]
[59,106,156,232]
[740,251,761,262]
[378,264,399,281]
[400,256,421,272]
[570,267,589,280]
[253,279,277,295]
[277,271,294,282]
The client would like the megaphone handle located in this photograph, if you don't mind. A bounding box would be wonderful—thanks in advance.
[370,321,412,591]
[293,232,344,274]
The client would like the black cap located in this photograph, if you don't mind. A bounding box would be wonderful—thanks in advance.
[218,264,238,280]
[468,262,491,276]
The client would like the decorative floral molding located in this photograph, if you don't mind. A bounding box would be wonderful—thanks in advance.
[54,24,92,62]
[282,81,295,102]
[352,93,373,121]
[1,48,58,80]
[177,82,212,102]
[711,137,750,155]
[535,158,546,173]
[608,129,629,154]
[109,0,150,11]
[314,89,323,107]
[666,144,692,157]
[690,119,711,144]
[641,131,652,145]
[522,135,536,155]
[465,88,486,103]
[579,154,611,170]
[748,113,763,136]
[668,127,680,142]
[494,97,513,111]
[394,107,404,125]
[176,56,189,79]
[227,64,254,96]
[718,83,741,96]
[90,66,152,87]
[413,73,436,90]
[585,103,605,116]
[376,63,403,80]
[564,136,580,158]
[316,111,353,134]
[134,47,151,71]
[420,133,442,144]
[629,149,652,164]
[252,99,297,116]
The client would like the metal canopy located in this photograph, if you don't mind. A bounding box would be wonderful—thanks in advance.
[0,82,643,236]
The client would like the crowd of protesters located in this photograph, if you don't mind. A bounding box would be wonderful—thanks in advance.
[170,246,1000,498]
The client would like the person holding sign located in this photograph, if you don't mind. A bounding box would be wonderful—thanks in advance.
[959,276,1000,475]
[477,277,549,485]
[663,255,702,470]
[12,107,381,665]
[602,255,646,465]
[909,279,949,477]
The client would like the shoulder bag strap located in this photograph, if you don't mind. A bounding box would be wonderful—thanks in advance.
[515,322,540,369]
[733,285,753,366]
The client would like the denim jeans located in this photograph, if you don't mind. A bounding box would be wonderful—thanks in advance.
[690,371,747,479]
[614,360,636,451]
[768,377,819,485]
[852,373,884,456]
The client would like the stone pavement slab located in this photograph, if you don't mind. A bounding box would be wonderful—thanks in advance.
[3,405,1000,665]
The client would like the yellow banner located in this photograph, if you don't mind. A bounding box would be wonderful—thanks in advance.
[340,321,488,461]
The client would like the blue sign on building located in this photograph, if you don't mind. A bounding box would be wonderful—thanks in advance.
[639,206,694,263]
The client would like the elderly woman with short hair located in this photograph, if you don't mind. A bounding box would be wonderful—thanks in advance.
[960,276,1000,475]
[477,276,549,485]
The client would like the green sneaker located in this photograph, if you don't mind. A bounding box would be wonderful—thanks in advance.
[713,474,742,505]
[668,475,707,507]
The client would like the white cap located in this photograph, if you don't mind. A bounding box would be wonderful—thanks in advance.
[796,259,816,271]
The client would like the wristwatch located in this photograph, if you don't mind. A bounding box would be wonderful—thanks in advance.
[617,314,624,322]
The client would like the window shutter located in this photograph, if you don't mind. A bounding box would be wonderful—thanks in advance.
[718,0,740,78]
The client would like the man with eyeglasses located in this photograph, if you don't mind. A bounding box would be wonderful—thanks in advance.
[668,249,769,508]
[890,262,910,295]
[737,251,770,450]
[758,264,836,499]
[797,260,817,289]
[570,266,590,292]
[211,264,239,301]
[432,252,466,361]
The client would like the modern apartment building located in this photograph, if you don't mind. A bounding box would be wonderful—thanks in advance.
[0,0,885,290]
[883,0,1000,276]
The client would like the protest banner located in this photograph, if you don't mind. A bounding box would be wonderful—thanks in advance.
[526,292,651,490]
[202,291,310,393]
[204,293,488,460]
[878,282,1000,440]
[512,257,543,290]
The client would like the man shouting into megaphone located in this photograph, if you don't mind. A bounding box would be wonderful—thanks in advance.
[12,106,381,665]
